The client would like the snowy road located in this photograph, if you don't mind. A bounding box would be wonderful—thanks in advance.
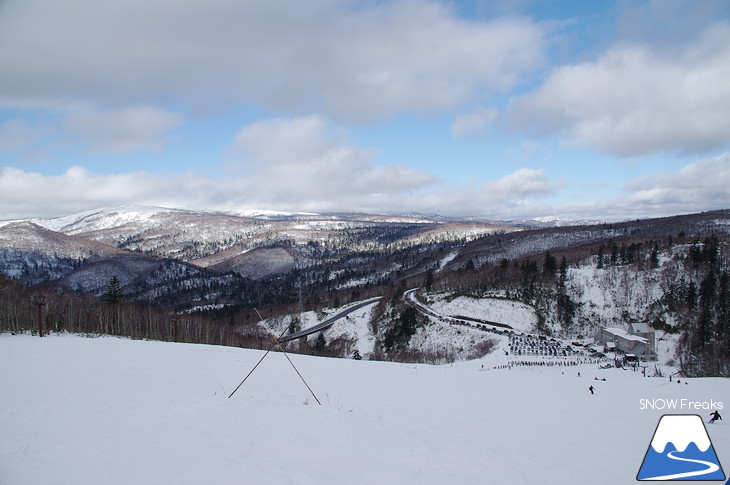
[404,288,513,331]
[279,297,381,342]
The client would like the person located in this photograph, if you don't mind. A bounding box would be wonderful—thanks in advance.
[709,410,722,424]
[589,385,595,395]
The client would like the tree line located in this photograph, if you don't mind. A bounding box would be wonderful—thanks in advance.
[0,274,263,348]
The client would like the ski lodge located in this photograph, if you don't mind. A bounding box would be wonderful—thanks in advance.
[598,323,657,362]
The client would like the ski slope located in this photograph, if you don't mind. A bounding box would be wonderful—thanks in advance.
[1,334,727,485]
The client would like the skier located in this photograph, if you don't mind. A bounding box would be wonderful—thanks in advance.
[709,410,722,424]
[588,385,595,395]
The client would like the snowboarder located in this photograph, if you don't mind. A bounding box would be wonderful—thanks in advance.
[588,385,595,395]
[709,410,722,424]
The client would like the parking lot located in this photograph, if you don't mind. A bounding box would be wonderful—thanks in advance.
[508,333,585,357]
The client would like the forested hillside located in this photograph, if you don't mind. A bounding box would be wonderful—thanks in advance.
[1,208,729,375]
[432,228,730,376]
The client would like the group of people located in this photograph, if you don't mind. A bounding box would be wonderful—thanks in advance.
[491,359,589,370]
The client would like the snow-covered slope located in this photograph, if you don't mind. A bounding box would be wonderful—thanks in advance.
[1,334,727,485]
[0,205,513,281]
[426,294,538,334]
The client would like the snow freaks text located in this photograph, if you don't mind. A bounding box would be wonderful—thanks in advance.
[639,399,724,411]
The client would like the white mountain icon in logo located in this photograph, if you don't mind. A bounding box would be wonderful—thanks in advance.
[637,414,725,481]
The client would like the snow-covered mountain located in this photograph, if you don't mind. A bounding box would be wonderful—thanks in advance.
[0,205,517,303]
[1,205,514,261]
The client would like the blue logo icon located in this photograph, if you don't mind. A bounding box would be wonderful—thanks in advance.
[637,414,726,481]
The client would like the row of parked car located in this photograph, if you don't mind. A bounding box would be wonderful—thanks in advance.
[509,333,586,357]
[439,316,510,336]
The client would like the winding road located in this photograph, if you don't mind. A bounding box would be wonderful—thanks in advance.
[278,297,382,343]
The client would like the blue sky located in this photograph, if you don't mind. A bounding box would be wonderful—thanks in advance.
[1,0,729,220]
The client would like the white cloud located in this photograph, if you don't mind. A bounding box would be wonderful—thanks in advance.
[0,0,545,122]
[515,153,730,221]
[6,153,726,222]
[481,167,562,200]
[0,135,568,219]
[505,22,730,157]
[63,106,184,154]
[225,116,435,210]
[451,107,498,139]
[621,153,730,214]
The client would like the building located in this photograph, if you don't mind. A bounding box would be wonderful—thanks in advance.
[628,322,656,353]
[599,324,657,362]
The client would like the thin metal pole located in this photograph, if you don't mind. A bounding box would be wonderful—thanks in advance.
[227,340,278,399]
[254,308,321,406]
[228,309,321,406]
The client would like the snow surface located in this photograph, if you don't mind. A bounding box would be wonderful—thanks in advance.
[2,334,727,485]
[427,295,538,334]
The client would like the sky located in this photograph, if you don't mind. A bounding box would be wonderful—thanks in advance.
[0,0,729,221]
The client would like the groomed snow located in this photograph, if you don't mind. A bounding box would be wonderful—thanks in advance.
[2,334,727,485]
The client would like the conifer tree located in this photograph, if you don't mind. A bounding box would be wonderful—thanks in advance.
[102,276,123,304]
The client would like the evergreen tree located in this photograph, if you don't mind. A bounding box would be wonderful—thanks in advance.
[102,276,123,304]
[650,242,660,269]
[383,307,421,350]
[556,257,574,329]
[313,332,326,350]
[543,252,557,276]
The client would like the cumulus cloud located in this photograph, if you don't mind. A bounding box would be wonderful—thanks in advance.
[481,167,562,200]
[225,115,435,210]
[620,153,730,214]
[8,152,726,222]
[0,0,545,122]
[0,118,569,219]
[519,153,730,221]
[505,21,730,157]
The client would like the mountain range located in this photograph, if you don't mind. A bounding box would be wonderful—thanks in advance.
[0,205,518,307]
[1,205,729,314]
